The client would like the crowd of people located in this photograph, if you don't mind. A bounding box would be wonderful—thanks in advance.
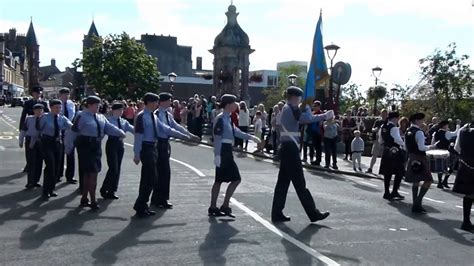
[13,84,474,232]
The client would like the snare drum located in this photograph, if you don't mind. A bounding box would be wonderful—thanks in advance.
[426,149,450,173]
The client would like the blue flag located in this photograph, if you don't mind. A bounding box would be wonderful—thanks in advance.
[304,11,329,103]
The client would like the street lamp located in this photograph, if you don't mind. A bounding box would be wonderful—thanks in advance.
[372,66,382,85]
[324,43,340,111]
[287,74,298,86]
[168,72,177,93]
[391,87,399,111]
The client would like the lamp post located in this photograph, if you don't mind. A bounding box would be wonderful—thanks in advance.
[168,72,177,93]
[287,74,298,86]
[324,43,340,111]
[372,66,382,85]
[391,87,399,111]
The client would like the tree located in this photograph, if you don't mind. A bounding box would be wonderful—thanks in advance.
[418,42,473,118]
[367,85,387,115]
[79,32,161,100]
[339,83,366,114]
[261,64,306,108]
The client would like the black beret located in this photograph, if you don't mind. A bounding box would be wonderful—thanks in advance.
[409,112,425,122]
[388,111,400,119]
[49,99,62,106]
[286,86,304,97]
[85,95,101,105]
[438,120,450,128]
[33,103,44,110]
[142,92,159,103]
[220,94,237,104]
[159,92,173,102]
[31,86,43,93]
[59,88,70,94]
[111,103,124,110]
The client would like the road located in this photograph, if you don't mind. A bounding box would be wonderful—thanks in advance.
[0,106,472,265]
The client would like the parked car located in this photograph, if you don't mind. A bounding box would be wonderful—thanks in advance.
[11,97,24,107]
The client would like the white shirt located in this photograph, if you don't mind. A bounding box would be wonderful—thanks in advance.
[411,124,432,152]
[454,124,469,153]
[378,121,405,148]
[239,109,250,127]
[351,137,364,153]
[431,125,460,144]
[254,118,262,134]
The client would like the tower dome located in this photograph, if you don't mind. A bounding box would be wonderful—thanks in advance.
[213,4,250,47]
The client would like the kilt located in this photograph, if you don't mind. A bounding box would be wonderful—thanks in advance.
[215,144,241,183]
[405,153,433,183]
[76,136,102,174]
[379,147,406,176]
[453,158,474,195]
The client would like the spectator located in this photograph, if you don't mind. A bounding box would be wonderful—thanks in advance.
[180,101,188,126]
[193,98,205,138]
[351,130,364,172]
[257,104,268,150]
[302,124,313,163]
[253,111,263,153]
[124,102,136,124]
[323,117,340,169]
[237,101,250,150]
[172,100,182,124]
[310,100,324,166]
[231,105,239,147]
[342,110,357,160]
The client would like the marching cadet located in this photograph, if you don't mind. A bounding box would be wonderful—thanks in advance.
[19,86,49,172]
[431,120,461,189]
[133,93,193,218]
[453,117,474,232]
[58,88,77,184]
[18,103,44,189]
[66,96,125,209]
[151,92,199,209]
[37,99,73,199]
[209,94,261,217]
[271,87,332,223]
[405,113,439,213]
[99,102,134,200]
[379,111,406,200]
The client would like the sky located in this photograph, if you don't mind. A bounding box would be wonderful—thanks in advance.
[1,0,473,90]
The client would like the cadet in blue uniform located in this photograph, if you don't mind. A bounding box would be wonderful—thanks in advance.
[271,87,332,223]
[405,113,438,213]
[19,103,44,189]
[453,119,474,232]
[100,102,134,200]
[38,99,73,199]
[66,96,125,209]
[378,111,406,200]
[19,86,49,172]
[151,92,199,209]
[58,88,77,184]
[209,94,260,217]
[133,93,193,217]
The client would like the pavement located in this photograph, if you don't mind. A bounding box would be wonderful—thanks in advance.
[0,106,473,265]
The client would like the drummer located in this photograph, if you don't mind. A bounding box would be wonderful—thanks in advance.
[453,118,474,232]
[431,120,461,189]
[405,113,439,213]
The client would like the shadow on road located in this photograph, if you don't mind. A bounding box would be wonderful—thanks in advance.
[0,172,26,185]
[388,200,474,246]
[91,209,184,265]
[198,216,259,265]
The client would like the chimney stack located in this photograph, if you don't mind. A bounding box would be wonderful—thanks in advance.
[196,56,202,71]
[51,58,56,67]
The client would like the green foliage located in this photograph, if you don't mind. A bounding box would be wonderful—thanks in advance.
[339,83,366,113]
[367,85,387,115]
[79,33,161,100]
[261,65,306,108]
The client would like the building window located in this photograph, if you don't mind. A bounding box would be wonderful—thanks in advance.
[267,75,277,87]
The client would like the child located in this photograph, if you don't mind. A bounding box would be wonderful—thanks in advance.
[351,130,364,171]
[253,111,263,153]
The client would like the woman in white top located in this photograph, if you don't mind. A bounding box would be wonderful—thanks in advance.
[238,101,250,150]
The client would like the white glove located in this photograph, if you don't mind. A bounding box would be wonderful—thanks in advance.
[325,110,334,120]
[251,135,261,144]
[214,155,221,168]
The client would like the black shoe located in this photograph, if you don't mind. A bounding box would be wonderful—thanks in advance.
[220,206,235,218]
[390,192,405,200]
[460,222,473,232]
[90,201,100,210]
[49,192,58,197]
[353,167,357,171]
[105,193,119,200]
[100,189,108,199]
[324,165,330,169]
[156,201,173,209]
[437,184,444,189]
[310,211,330,223]
[358,167,363,172]
[136,210,151,218]
[79,199,90,207]
[34,183,41,188]
[332,165,338,170]
[271,213,291,222]
[412,205,427,214]
[366,168,372,174]
[67,179,78,184]
[383,193,394,200]
[208,207,224,216]
[442,183,450,189]
[23,167,28,173]
[310,161,320,167]
[41,194,50,200]
[25,184,35,189]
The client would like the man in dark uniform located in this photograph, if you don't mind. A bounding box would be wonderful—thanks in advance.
[432,120,460,189]
[58,88,77,184]
[453,118,474,232]
[151,92,199,209]
[19,86,49,171]
[271,86,332,223]
[379,111,405,200]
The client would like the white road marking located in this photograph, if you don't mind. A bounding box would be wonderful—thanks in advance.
[424,197,445,204]
[455,205,474,211]
[0,115,19,131]
[230,197,339,266]
[0,146,5,151]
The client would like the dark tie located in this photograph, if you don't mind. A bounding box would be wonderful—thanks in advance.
[94,114,101,138]
[54,115,59,138]
[63,101,69,119]
[151,112,158,139]
[35,117,40,131]
[117,118,122,130]
[164,112,170,126]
